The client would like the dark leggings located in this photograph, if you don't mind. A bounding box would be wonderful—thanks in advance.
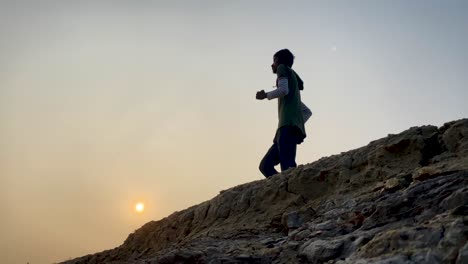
[259,126,300,178]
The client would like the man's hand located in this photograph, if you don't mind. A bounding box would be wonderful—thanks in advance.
[256,90,267,100]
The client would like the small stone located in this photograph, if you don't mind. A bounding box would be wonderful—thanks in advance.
[282,211,303,229]
[299,239,344,263]
[288,229,300,238]
[372,181,385,191]
[282,207,316,230]
[412,166,439,181]
[293,229,312,241]
[286,241,300,251]
[312,230,323,237]
[384,178,400,190]
[315,220,337,231]
[260,238,275,245]
[235,254,251,259]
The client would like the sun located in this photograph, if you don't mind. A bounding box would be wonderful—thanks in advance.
[135,202,145,213]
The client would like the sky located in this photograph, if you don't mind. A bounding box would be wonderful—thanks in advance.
[1,0,467,263]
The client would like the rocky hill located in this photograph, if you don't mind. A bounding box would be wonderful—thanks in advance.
[62,119,468,264]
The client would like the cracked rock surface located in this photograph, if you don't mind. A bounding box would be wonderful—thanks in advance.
[61,119,468,264]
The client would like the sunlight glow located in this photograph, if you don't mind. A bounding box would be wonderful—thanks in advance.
[135,202,145,213]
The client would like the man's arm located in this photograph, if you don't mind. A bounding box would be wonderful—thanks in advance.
[256,78,289,100]
[266,78,289,100]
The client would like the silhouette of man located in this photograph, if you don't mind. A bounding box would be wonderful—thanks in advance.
[256,49,312,178]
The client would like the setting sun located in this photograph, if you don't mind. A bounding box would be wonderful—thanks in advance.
[135,202,145,213]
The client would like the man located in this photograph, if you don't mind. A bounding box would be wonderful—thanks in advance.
[256,49,312,178]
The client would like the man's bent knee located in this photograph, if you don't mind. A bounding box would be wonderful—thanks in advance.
[259,160,276,178]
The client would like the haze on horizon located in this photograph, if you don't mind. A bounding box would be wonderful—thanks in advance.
[1,1,467,263]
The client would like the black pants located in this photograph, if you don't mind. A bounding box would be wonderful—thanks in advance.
[259,126,303,178]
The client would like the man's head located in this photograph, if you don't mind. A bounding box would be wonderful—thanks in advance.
[271,49,294,73]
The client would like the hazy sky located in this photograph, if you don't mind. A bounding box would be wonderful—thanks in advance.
[1,1,467,263]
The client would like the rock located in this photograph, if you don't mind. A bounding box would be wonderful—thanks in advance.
[375,255,412,264]
[456,242,468,264]
[420,249,444,263]
[412,166,439,181]
[315,220,338,231]
[287,228,300,238]
[291,229,312,241]
[358,227,444,259]
[60,119,468,264]
[299,239,344,263]
[371,181,385,191]
[383,177,401,191]
[282,211,304,230]
[442,121,468,152]
[437,218,468,263]
[451,205,468,216]
[440,187,468,211]
[260,238,275,246]
[281,206,316,231]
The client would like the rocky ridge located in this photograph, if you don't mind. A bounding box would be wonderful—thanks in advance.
[62,119,468,264]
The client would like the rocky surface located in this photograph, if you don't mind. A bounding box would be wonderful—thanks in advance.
[61,119,468,264]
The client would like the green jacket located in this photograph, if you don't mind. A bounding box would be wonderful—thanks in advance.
[276,64,306,139]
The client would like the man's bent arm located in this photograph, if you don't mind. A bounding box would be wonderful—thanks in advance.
[266,78,289,100]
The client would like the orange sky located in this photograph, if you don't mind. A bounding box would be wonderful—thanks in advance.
[1,1,468,263]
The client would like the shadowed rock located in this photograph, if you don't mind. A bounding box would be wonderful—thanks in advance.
[61,119,468,264]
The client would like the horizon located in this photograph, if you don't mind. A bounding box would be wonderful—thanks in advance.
[1,1,468,263]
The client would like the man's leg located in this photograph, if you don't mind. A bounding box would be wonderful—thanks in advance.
[278,126,298,171]
[259,143,280,178]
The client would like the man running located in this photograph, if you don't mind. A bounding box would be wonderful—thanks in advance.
[256,49,312,178]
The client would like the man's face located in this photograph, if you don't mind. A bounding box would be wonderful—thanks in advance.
[271,56,279,74]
